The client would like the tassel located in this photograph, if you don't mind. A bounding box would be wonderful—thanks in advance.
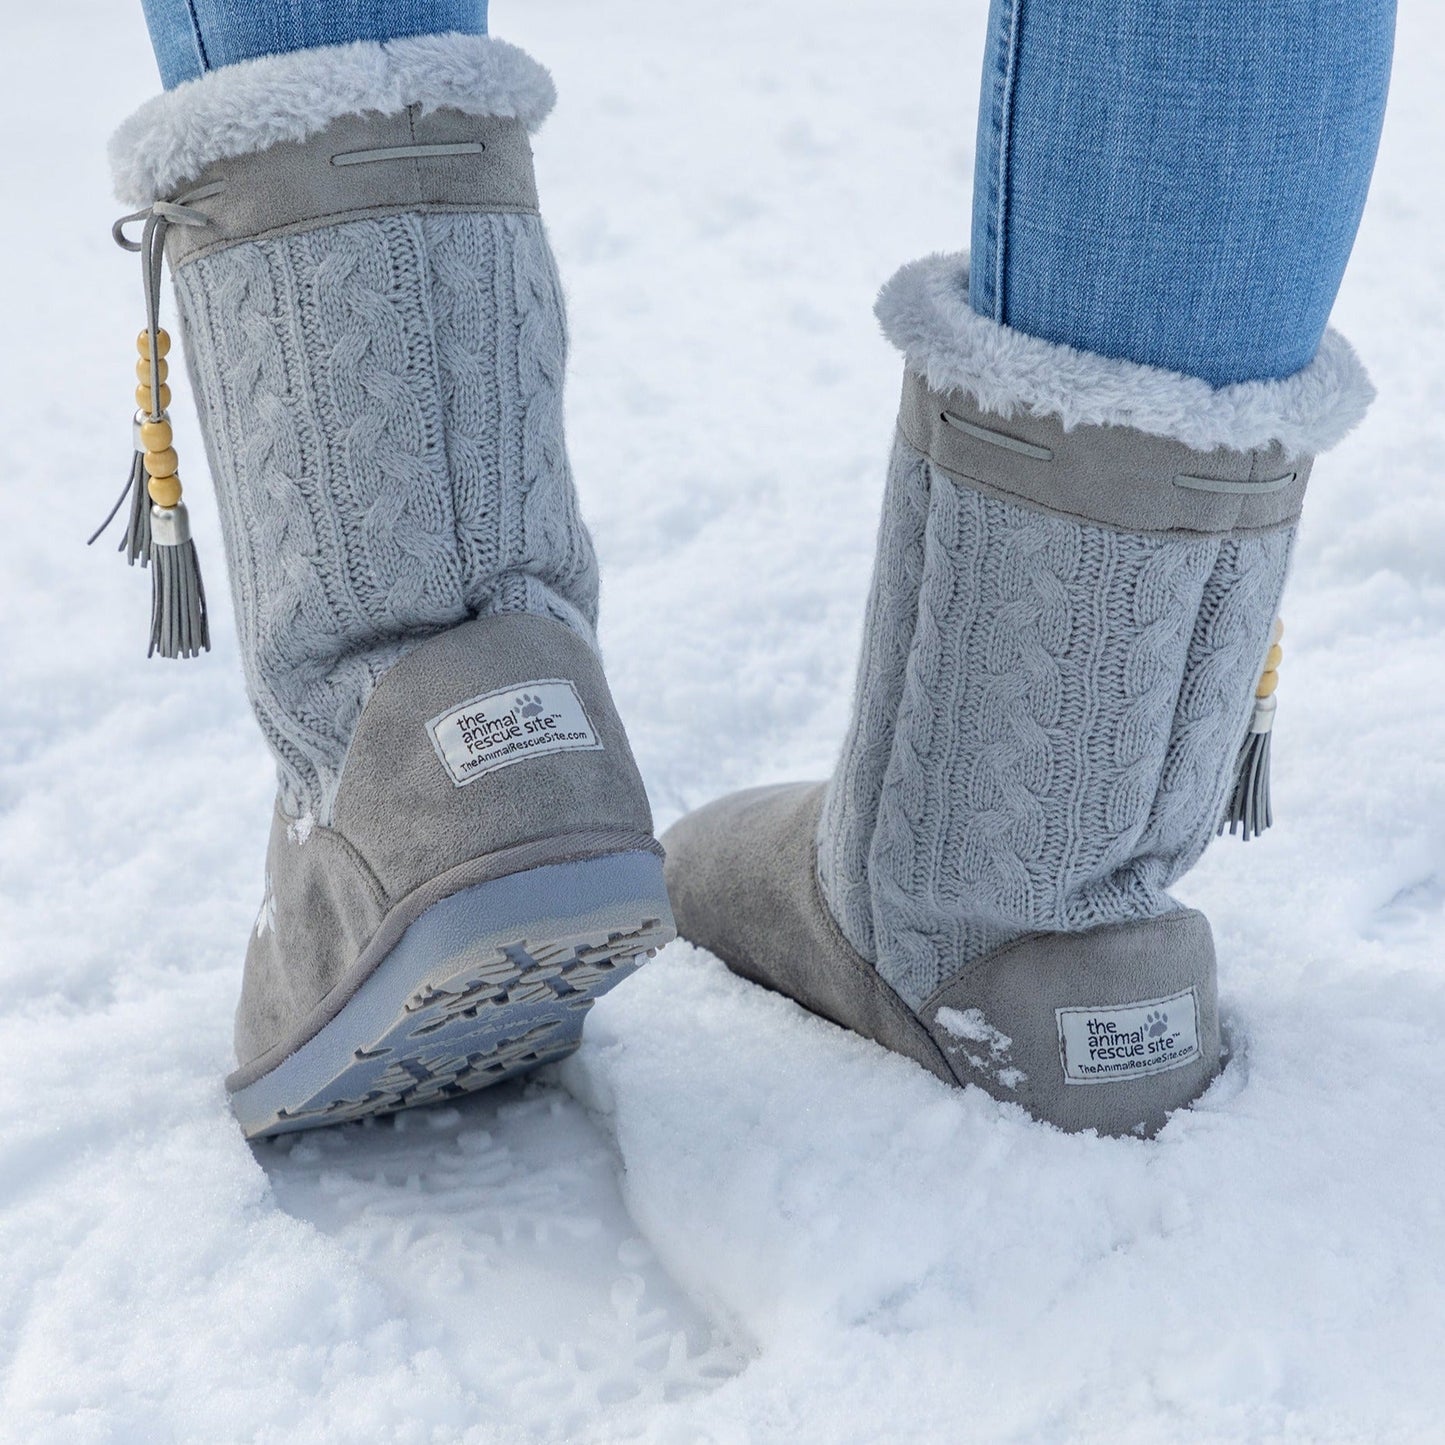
[132,326,209,657]
[121,423,153,566]
[88,415,152,565]
[149,502,209,659]
[1220,618,1283,841]
[105,190,218,659]
[1221,695,1275,841]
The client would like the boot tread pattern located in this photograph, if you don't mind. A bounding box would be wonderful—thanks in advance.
[231,850,675,1140]
[260,921,665,1135]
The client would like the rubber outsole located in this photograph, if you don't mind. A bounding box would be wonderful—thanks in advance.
[230,850,673,1140]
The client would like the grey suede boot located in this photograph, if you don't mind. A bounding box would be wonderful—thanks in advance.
[109,36,673,1138]
[664,255,1372,1136]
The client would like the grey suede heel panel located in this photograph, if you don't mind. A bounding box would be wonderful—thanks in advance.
[899,370,1311,537]
[920,911,1221,1136]
[165,109,539,265]
[662,783,955,1084]
[333,611,654,903]
[235,806,388,1070]
[233,611,657,1074]
[665,781,1222,1135]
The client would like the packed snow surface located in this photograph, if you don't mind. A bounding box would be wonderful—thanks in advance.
[2,0,1443,1440]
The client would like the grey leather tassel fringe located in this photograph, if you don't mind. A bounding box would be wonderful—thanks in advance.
[1220,696,1276,841]
[88,424,152,566]
[149,503,210,659]
[121,450,153,566]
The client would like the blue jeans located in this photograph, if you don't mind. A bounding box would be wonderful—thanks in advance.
[140,0,1394,388]
[140,0,486,92]
[970,0,1395,384]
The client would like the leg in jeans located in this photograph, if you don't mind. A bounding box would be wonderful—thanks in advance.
[970,0,1396,384]
[140,0,488,89]
[106,6,674,1136]
[664,2,1389,1133]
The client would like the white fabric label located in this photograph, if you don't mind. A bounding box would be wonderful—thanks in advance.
[427,679,602,787]
[1056,987,1201,1086]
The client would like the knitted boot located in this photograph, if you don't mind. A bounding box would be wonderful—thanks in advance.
[108,36,673,1138]
[663,255,1372,1136]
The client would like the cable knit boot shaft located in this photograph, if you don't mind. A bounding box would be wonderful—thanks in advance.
[175,203,596,821]
[665,254,1373,1135]
[110,36,673,1136]
[111,46,598,822]
[818,388,1296,1008]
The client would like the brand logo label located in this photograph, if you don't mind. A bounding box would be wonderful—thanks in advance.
[1056,987,1201,1086]
[427,679,602,787]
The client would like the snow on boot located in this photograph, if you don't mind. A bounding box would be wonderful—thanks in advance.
[663,254,1372,1137]
[108,36,674,1138]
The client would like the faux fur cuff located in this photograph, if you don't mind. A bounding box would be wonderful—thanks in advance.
[876,254,1373,458]
[110,33,556,205]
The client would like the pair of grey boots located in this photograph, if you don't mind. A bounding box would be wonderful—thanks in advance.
[111,35,1372,1139]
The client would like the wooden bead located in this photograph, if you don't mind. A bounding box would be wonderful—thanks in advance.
[136,355,169,384]
[1256,670,1279,699]
[1264,643,1283,672]
[139,418,173,451]
[136,328,171,358]
[1272,617,1284,644]
[135,382,172,411]
[147,474,182,508]
[145,447,180,478]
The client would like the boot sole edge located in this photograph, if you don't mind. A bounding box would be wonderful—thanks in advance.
[229,850,674,1139]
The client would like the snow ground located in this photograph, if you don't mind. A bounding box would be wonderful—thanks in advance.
[2,0,1443,1439]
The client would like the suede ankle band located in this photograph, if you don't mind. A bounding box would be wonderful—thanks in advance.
[898,370,1311,538]
[160,108,540,267]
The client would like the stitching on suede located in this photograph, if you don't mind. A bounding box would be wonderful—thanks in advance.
[917,906,1207,1020]
[806,835,956,1080]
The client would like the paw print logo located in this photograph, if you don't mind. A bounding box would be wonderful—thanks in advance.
[515,692,545,719]
[1145,1009,1170,1039]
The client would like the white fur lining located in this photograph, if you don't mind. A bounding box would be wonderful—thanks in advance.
[110,33,555,205]
[877,254,1374,458]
